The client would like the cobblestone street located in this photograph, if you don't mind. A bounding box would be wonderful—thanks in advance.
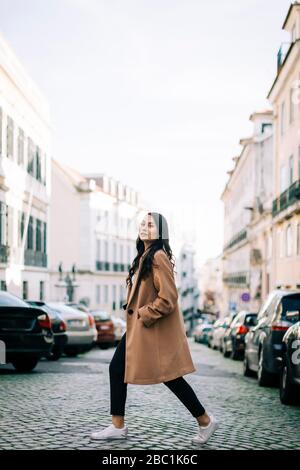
[0,338,299,450]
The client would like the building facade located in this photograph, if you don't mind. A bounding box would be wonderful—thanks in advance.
[267,2,300,290]
[221,111,274,314]
[0,33,51,300]
[50,160,145,317]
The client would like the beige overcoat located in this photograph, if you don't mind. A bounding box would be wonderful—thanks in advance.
[122,248,196,384]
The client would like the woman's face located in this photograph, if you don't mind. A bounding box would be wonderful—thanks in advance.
[139,214,158,241]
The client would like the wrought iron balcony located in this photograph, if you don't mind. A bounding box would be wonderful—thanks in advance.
[223,228,247,251]
[24,249,47,267]
[0,244,9,263]
[272,179,300,217]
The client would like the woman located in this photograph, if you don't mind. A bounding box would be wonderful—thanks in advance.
[90,212,218,445]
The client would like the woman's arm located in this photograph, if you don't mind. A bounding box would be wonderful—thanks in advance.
[137,250,178,328]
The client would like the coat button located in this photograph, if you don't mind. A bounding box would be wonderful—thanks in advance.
[127,308,133,314]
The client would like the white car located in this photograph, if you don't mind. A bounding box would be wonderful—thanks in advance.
[111,316,126,345]
[47,302,96,357]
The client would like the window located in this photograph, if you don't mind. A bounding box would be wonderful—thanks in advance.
[36,146,42,181]
[104,285,108,303]
[27,138,35,176]
[6,116,14,159]
[112,285,116,311]
[22,281,28,300]
[280,101,285,136]
[43,222,47,253]
[27,216,34,250]
[96,285,101,304]
[280,164,288,192]
[96,239,101,260]
[36,219,42,251]
[104,240,108,261]
[286,224,292,257]
[39,281,44,301]
[18,128,25,165]
[278,228,284,258]
[0,280,7,291]
[289,155,294,185]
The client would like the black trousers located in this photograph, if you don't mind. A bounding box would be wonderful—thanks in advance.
[109,332,206,418]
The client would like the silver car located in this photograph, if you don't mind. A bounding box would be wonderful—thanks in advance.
[47,302,96,357]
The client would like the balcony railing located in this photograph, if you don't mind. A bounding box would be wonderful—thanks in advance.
[272,179,300,217]
[95,261,129,272]
[223,271,249,286]
[223,228,247,251]
[0,245,9,263]
[24,249,47,267]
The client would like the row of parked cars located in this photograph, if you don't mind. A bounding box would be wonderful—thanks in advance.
[0,291,126,372]
[193,289,300,406]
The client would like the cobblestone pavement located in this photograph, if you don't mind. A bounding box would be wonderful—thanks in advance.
[0,338,299,450]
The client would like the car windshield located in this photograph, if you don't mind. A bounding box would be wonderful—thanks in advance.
[92,311,111,321]
[0,291,30,307]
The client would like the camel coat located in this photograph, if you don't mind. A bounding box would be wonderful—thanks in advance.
[122,249,196,385]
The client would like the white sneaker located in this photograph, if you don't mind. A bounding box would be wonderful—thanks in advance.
[90,423,128,440]
[192,415,218,444]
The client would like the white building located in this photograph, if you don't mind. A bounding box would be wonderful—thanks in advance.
[221,110,274,314]
[176,244,200,332]
[50,160,145,316]
[198,254,224,318]
[0,33,51,300]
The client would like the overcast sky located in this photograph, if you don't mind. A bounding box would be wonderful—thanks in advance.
[0,0,291,266]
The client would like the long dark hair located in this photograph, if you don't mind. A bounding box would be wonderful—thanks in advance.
[126,212,176,288]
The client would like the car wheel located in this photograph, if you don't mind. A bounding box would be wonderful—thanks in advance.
[243,354,255,377]
[279,359,299,405]
[11,357,39,372]
[257,346,276,387]
[98,344,110,349]
[230,342,240,360]
[223,341,230,358]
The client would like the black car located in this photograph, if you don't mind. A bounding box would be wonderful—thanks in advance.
[243,289,300,386]
[280,309,300,405]
[0,291,53,372]
[26,301,67,361]
[222,311,257,359]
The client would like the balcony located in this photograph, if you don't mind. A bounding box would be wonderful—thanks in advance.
[0,245,9,263]
[223,271,249,287]
[272,179,300,218]
[223,228,247,252]
[24,250,47,268]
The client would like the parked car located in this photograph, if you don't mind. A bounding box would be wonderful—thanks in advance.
[243,289,300,386]
[111,315,126,346]
[222,311,257,359]
[210,316,233,351]
[64,302,97,346]
[26,301,67,361]
[279,309,300,405]
[47,302,96,357]
[193,323,213,344]
[91,310,115,349]
[0,291,53,372]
